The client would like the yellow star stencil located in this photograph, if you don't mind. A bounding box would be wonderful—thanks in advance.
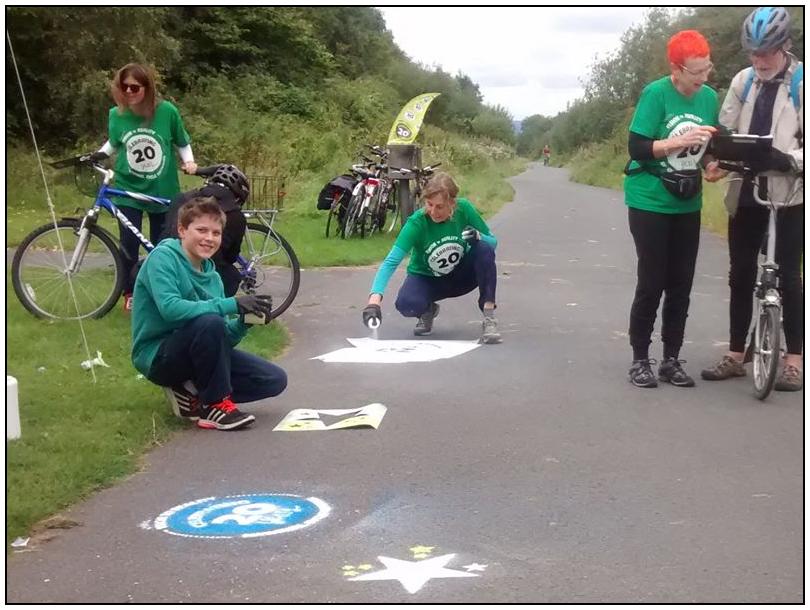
[410,545,435,558]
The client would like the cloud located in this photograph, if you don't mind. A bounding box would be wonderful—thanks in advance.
[553,8,648,33]
[534,73,583,90]
[471,66,528,88]
[379,7,647,118]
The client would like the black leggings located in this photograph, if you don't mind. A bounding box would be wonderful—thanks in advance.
[628,207,701,361]
[119,206,166,295]
[728,204,804,355]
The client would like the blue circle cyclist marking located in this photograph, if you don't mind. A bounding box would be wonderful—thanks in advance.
[153,494,331,539]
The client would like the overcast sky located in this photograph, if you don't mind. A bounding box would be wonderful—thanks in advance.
[379,7,652,121]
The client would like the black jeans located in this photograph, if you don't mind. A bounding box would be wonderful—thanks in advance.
[395,240,497,316]
[728,204,804,355]
[119,206,167,295]
[628,207,701,360]
[147,314,288,405]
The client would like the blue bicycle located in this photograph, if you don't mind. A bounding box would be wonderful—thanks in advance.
[11,155,300,320]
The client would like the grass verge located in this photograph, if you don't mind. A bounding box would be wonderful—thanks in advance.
[5,272,287,546]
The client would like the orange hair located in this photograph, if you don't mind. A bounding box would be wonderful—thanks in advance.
[667,30,711,65]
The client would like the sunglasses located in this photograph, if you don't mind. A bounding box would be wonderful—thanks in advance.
[121,82,144,94]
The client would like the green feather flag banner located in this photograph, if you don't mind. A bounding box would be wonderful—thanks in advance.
[387,92,441,145]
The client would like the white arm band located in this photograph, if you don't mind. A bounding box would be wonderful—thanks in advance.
[177,144,194,163]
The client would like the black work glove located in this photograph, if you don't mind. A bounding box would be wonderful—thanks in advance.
[362,304,382,328]
[461,226,480,243]
[87,151,110,163]
[766,148,794,173]
[236,294,273,318]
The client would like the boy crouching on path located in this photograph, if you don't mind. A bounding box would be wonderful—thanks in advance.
[131,197,287,430]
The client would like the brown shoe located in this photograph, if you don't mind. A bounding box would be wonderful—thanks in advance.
[774,365,803,392]
[701,355,746,381]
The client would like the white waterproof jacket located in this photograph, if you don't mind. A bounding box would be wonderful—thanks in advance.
[718,55,803,214]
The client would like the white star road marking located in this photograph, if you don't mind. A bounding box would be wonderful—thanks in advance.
[463,563,488,572]
[348,553,478,594]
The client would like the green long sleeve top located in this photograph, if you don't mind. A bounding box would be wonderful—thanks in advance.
[131,238,246,375]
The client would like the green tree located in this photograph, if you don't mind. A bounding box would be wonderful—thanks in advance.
[6,7,179,144]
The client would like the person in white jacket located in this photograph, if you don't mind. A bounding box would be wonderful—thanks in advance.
[701,7,804,391]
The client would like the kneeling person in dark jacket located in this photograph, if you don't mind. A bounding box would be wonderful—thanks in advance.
[133,197,286,430]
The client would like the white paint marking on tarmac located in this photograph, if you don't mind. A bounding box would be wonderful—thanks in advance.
[347,554,478,594]
[312,338,480,363]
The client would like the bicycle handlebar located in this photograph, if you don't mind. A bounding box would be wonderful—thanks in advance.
[389,162,441,175]
[716,160,799,208]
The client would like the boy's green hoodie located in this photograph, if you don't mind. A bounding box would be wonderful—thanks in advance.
[131,238,247,376]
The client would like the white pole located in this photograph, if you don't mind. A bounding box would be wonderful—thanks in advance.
[7,376,21,440]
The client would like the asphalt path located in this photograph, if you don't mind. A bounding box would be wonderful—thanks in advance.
[7,163,803,603]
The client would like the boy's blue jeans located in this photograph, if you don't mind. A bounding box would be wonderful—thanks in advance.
[147,314,287,405]
[395,241,497,317]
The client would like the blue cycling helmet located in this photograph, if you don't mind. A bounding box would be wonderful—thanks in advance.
[742,7,791,52]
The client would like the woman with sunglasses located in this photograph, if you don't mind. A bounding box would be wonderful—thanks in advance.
[623,30,723,388]
[91,63,197,312]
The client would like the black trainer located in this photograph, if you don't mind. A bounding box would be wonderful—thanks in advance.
[658,358,695,387]
[163,384,201,421]
[197,398,255,431]
[629,359,658,388]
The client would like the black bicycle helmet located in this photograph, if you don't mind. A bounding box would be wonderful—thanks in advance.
[742,7,791,53]
[208,164,250,203]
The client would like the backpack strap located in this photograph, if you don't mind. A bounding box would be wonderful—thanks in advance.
[740,64,802,111]
[741,67,756,104]
[789,63,803,111]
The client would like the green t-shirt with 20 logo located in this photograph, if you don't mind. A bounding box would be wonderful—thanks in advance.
[394,198,491,277]
[624,76,719,214]
[107,100,191,212]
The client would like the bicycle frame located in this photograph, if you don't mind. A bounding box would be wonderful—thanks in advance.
[76,165,268,274]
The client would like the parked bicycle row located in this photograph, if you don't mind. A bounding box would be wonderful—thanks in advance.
[318,144,441,239]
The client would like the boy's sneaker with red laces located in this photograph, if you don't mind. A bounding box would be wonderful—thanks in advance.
[197,397,255,430]
[123,293,134,312]
[163,383,201,421]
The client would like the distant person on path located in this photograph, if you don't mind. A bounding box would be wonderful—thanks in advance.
[132,198,286,430]
[361,173,502,344]
[543,144,551,166]
[623,30,721,388]
[700,6,804,391]
[90,63,198,312]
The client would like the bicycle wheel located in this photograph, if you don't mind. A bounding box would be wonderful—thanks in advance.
[238,223,301,318]
[361,189,382,238]
[12,220,124,320]
[383,182,400,233]
[342,189,364,238]
[752,302,781,400]
[325,195,345,238]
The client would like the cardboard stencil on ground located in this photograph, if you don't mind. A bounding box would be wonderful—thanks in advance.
[273,403,387,431]
[312,337,480,363]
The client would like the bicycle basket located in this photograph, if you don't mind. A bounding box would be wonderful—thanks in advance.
[74,162,102,198]
[246,174,286,210]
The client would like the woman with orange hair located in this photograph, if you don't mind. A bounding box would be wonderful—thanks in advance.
[623,30,723,388]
